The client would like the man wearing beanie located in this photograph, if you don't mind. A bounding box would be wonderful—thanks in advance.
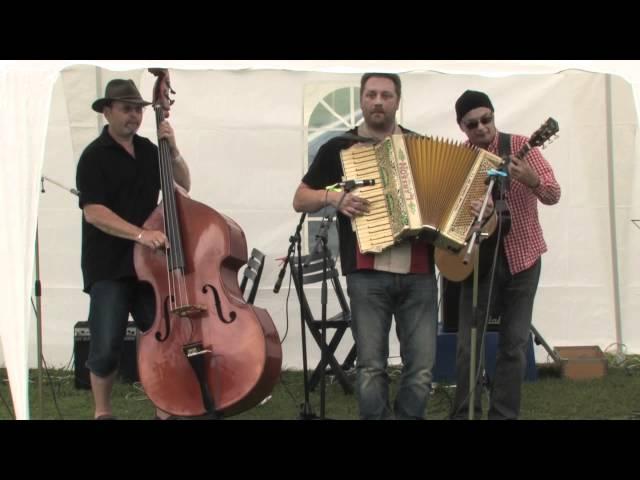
[450,90,561,420]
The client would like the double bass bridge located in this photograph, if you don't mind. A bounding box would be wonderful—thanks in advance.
[156,299,208,342]
[183,342,212,357]
[172,304,208,318]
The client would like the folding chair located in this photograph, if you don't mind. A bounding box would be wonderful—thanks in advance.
[240,248,266,305]
[289,252,356,394]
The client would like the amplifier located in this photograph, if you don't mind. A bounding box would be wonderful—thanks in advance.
[441,278,501,333]
[73,321,139,389]
[441,278,461,333]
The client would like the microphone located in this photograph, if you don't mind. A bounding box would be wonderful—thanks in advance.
[273,268,286,294]
[328,179,376,191]
[485,168,508,185]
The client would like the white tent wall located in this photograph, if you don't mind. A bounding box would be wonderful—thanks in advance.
[33,66,368,376]
[611,74,640,356]
[0,65,58,420]
[405,71,620,352]
[31,66,640,364]
[1,61,639,419]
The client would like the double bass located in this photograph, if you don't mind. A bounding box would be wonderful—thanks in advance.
[134,69,282,418]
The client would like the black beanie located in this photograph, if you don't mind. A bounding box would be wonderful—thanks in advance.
[455,90,494,123]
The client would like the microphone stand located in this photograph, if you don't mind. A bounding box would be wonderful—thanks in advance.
[273,213,318,419]
[273,213,305,295]
[307,189,349,420]
[37,176,79,419]
[463,168,506,420]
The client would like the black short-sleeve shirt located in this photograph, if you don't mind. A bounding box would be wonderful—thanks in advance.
[76,126,160,292]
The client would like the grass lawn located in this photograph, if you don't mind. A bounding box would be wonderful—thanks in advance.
[1,359,639,420]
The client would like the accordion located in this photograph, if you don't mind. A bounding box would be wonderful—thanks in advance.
[340,134,503,254]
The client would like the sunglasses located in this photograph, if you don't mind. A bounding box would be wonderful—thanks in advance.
[464,115,494,130]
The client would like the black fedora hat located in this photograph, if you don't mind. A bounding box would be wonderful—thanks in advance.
[92,79,152,113]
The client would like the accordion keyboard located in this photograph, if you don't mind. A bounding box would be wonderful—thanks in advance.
[341,145,395,253]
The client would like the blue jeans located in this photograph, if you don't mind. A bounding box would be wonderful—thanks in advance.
[452,252,541,420]
[346,271,438,420]
[86,278,155,377]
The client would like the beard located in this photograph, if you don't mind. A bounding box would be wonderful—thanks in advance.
[365,110,393,130]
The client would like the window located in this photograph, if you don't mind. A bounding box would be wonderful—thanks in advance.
[304,84,362,259]
[303,82,403,262]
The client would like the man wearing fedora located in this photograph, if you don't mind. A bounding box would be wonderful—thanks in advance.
[450,90,560,420]
[76,78,191,420]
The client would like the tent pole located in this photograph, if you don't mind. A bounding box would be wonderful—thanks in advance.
[34,225,44,418]
[605,73,623,352]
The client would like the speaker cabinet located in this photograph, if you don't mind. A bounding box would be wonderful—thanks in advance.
[441,278,501,333]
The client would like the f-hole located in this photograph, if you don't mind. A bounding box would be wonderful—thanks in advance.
[203,284,236,324]
[155,295,173,342]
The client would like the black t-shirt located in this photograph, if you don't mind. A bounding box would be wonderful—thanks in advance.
[302,126,415,275]
[76,126,160,292]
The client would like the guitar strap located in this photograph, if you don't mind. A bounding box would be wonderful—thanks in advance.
[498,132,512,158]
[476,133,512,277]
[494,132,512,238]
[497,132,512,194]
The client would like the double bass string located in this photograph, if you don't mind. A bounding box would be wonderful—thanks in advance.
[155,106,189,311]
[156,109,175,309]
[154,106,173,308]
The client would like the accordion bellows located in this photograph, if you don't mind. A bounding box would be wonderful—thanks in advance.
[340,134,502,254]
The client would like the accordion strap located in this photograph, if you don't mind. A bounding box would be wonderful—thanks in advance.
[337,132,378,144]
[338,125,413,145]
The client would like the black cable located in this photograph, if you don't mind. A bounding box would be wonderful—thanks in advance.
[53,350,76,399]
[432,383,454,413]
[277,371,301,407]
[41,355,64,420]
[0,375,16,419]
[279,273,292,345]
[436,272,443,313]
[30,296,67,419]
[63,344,76,371]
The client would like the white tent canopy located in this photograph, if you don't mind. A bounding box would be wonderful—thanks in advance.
[1,60,639,419]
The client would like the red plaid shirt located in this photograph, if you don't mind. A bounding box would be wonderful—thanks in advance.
[469,132,561,275]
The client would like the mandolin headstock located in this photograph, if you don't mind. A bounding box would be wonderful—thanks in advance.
[529,117,559,148]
